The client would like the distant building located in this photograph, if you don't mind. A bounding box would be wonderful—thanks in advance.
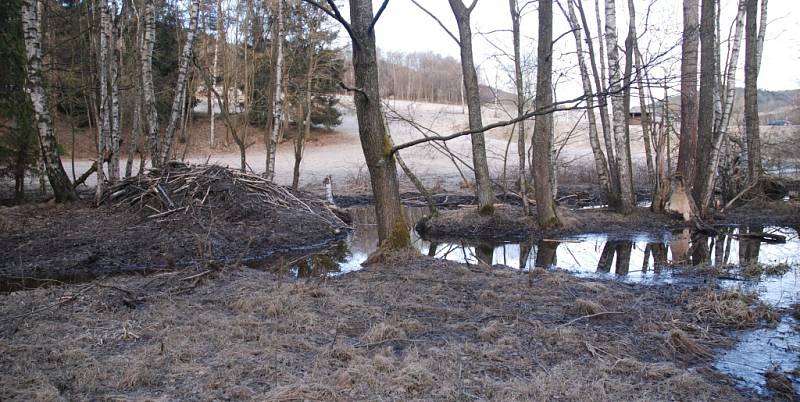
[767,119,792,126]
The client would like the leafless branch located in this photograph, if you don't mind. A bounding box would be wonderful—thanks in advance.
[369,0,390,32]
[410,0,460,46]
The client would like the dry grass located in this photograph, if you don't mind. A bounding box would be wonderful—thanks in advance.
[680,289,778,329]
[0,256,758,401]
[765,365,799,401]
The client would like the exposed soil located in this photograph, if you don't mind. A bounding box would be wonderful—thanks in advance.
[0,165,347,291]
[716,199,800,227]
[0,254,775,401]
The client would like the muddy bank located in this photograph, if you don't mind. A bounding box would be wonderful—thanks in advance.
[0,255,775,401]
[0,165,347,291]
[717,199,800,226]
[417,205,685,241]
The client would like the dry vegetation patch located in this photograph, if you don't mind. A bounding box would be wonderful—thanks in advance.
[0,256,764,401]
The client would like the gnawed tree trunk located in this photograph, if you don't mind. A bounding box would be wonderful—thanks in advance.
[448,0,495,215]
[532,0,560,228]
[563,0,611,204]
[141,0,158,168]
[604,0,635,213]
[265,0,284,181]
[158,0,200,167]
[509,0,529,215]
[691,0,718,211]
[697,0,745,215]
[20,0,76,202]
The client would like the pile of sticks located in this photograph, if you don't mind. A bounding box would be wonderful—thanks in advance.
[103,162,319,220]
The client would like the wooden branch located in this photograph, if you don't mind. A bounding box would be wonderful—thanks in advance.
[339,82,368,99]
[410,0,460,46]
[368,0,390,33]
[301,0,360,48]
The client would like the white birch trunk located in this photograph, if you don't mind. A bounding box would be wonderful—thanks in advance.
[266,0,284,181]
[605,0,635,212]
[108,0,121,183]
[141,0,158,167]
[210,12,219,148]
[20,0,76,201]
[158,0,200,166]
[97,0,111,203]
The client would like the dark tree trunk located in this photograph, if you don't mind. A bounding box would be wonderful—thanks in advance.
[744,0,763,181]
[349,0,409,249]
[677,0,699,183]
[692,0,717,210]
[532,0,560,228]
[448,0,495,215]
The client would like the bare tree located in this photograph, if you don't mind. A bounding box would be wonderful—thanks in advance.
[304,0,409,250]
[677,0,699,183]
[20,0,77,202]
[445,0,495,214]
[744,0,767,182]
[532,0,560,227]
[141,0,158,168]
[691,0,718,209]
[604,0,635,212]
[509,0,529,215]
[265,0,284,181]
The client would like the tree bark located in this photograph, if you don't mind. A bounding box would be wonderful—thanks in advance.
[265,0,284,181]
[210,0,221,148]
[532,0,560,228]
[448,0,495,215]
[20,0,76,202]
[96,0,111,203]
[605,0,635,212]
[744,0,765,181]
[564,0,611,203]
[141,0,158,168]
[677,0,699,183]
[692,0,717,207]
[343,0,410,249]
[158,0,200,167]
[509,0,529,215]
[697,0,745,214]
[108,0,121,183]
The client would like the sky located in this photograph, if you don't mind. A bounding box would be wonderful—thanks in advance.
[336,0,800,94]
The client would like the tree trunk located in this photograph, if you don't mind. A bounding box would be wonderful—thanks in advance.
[448,0,495,215]
[692,0,717,209]
[564,0,611,203]
[677,0,699,183]
[142,0,158,168]
[744,0,764,181]
[158,0,200,167]
[697,0,745,214]
[108,0,121,183]
[265,0,284,181]
[532,0,560,228]
[605,0,635,212]
[20,0,76,202]
[96,0,111,203]
[210,2,220,148]
[348,0,409,250]
[509,0,529,215]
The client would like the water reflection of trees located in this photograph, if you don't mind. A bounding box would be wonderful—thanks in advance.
[294,241,350,278]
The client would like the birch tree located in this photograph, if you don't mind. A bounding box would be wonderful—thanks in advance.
[604,0,635,212]
[20,0,77,202]
[108,0,121,183]
[157,0,201,167]
[96,0,111,202]
[265,0,284,181]
[141,0,158,168]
